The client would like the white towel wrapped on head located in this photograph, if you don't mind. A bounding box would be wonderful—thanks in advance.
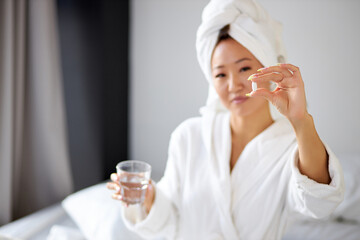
[196,0,287,113]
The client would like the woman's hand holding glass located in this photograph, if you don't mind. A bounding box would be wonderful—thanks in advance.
[107,170,155,214]
[247,63,308,125]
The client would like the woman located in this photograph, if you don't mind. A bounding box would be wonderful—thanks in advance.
[107,0,344,239]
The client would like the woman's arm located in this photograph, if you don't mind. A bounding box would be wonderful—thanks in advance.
[291,113,330,184]
[106,126,186,238]
[248,63,330,184]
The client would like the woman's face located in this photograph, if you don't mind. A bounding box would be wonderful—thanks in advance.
[211,38,269,117]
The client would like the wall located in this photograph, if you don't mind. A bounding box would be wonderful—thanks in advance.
[58,0,129,190]
[130,0,360,181]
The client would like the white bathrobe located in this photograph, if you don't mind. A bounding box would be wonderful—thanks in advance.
[122,112,344,240]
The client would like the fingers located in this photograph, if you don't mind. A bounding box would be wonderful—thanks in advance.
[144,180,155,213]
[247,63,302,94]
[276,63,299,72]
[107,173,125,203]
[110,173,119,182]
[111,192,129,207]
[107,181,129,206]
[107,181,120,192]
[107,181,123,200]
[107,173,120,192]
[247,88,274,102]
[257,64,294,78]
[248,72,284,84]
[278,63,302,79]
[146,180,154,197]
[111,192,123,200]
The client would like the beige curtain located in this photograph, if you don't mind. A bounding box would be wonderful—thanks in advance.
[0,0,73,225]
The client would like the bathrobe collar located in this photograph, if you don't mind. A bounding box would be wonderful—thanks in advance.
[201,111,296,238]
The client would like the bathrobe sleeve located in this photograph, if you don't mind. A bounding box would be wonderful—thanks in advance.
[287,143,345,219]
[121,125,186,239]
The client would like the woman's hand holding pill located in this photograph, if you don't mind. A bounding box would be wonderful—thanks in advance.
[246,63,308,125]
[247,64,331,184]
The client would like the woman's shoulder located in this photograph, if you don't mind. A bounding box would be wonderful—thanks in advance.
[173,117,202,133]
[171,117,203,140]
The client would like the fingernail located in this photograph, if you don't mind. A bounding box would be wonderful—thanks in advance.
[115,185,120,191]
[112,193,122,200]
[247,74,256,81]
[110,173,117,181]
[257,67,267,72]
[245,93,251,97]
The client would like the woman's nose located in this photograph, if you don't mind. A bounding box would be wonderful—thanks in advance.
[228,75,244,92]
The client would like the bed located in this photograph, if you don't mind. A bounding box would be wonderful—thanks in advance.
[1,154,359,240]
[0,203,78,240]
[0,183,144,240]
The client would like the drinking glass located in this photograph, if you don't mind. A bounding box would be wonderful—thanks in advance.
[116,160,152,205]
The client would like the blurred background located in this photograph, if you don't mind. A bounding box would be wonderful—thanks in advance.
[0,0,359,226]
[131,0,360,180]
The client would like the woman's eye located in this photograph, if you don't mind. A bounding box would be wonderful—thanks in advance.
[215,73,226,78]
[240,67,251,72]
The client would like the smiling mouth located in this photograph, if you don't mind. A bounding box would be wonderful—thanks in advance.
[232,96,249,104]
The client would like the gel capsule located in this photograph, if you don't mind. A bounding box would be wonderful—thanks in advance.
[252,82,257,92]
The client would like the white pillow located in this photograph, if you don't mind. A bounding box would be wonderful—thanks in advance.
[283,219,360,240]
[47,225,85,240]
[62,183,143,240]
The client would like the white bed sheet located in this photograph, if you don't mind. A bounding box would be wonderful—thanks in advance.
[283,219,360,240]
[1,204,359,240]
[0,203,80,240]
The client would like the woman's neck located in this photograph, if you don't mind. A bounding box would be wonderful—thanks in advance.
[230,107,274,142]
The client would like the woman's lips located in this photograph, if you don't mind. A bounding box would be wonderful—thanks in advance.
[232,96,249,104]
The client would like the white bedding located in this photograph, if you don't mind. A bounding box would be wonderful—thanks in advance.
[1,203,359,240]
[283,219,360,240]
[0,184,144,240]
[1,191,359,240]
[0,203,78,240]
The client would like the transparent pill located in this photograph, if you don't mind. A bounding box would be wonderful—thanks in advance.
[252,82,257,92]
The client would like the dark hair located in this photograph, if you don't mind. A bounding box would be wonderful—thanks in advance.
[217,24,231,44]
